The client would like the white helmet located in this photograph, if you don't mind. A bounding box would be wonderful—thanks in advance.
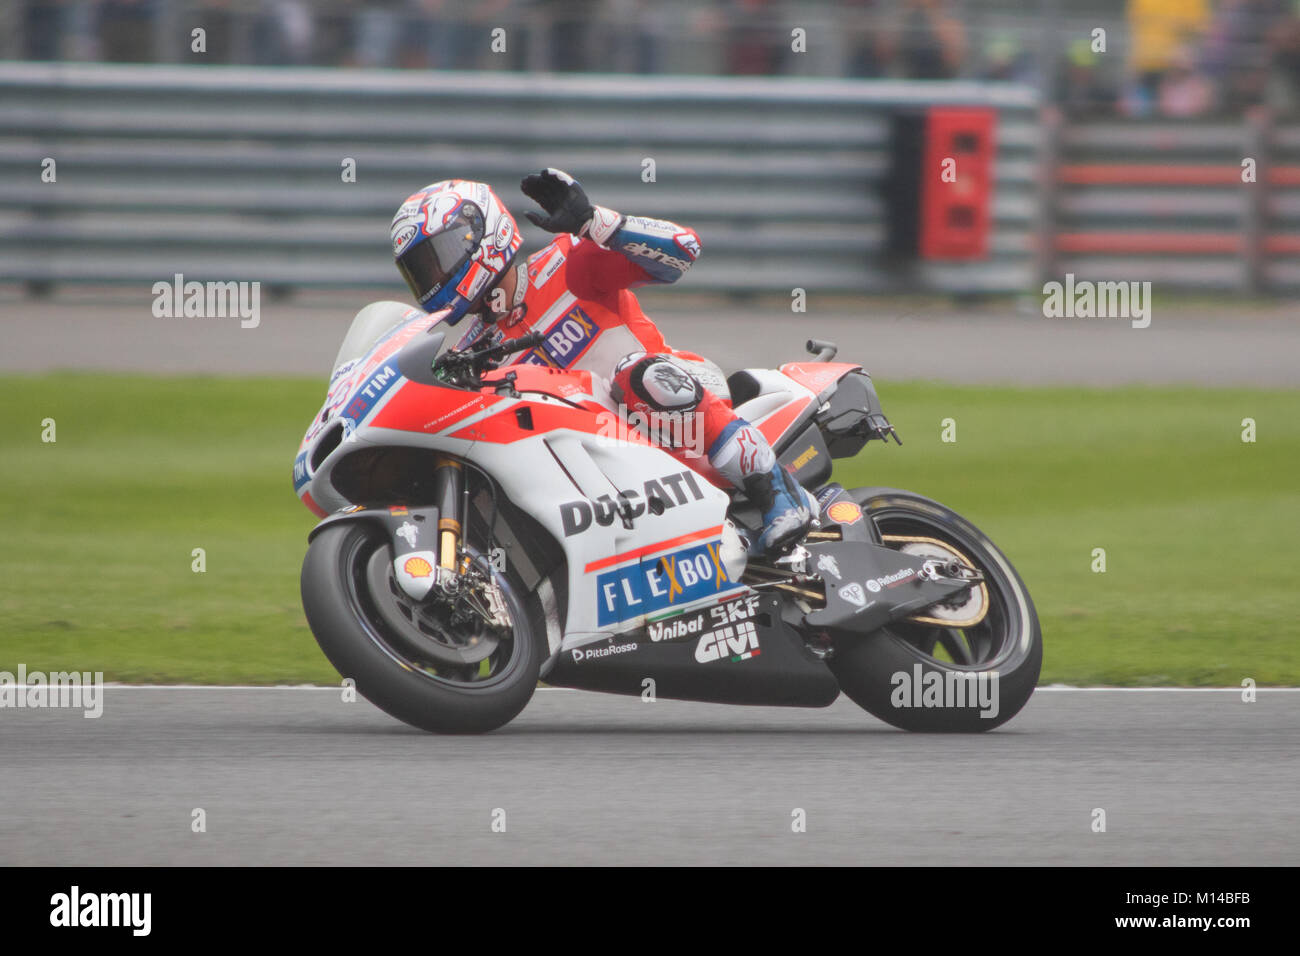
[390,179,522,324]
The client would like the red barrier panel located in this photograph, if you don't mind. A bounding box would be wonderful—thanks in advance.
[919,107,996,260]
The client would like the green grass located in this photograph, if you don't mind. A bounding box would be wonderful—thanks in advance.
[1,374,1296,685]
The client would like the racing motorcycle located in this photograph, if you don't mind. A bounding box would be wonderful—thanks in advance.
[295,302,1042,734]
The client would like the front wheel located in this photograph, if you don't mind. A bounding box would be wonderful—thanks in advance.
[301,522,544,733]
[826,488,1042,731]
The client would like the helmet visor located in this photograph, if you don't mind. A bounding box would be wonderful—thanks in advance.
[396,204,485,307]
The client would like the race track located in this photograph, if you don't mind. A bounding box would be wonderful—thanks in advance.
[4,297,1299,386]
[3,687,1294,866]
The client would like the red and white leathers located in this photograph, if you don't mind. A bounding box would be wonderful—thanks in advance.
[467,210,813,553]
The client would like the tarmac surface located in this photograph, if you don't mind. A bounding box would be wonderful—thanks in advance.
[2,687,1294,866]
[4,295,1298,386]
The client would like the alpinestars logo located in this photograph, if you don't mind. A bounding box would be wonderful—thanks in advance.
[622,241,692,273]
[695,621,760,663]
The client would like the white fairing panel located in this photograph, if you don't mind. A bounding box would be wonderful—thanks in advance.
[466,430,746,645]
[731,368,817,425]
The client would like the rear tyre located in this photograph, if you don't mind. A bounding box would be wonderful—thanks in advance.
[301,522,543,733]
[827,489,1041,731]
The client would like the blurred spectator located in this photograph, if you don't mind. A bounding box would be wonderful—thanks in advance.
[1200,0,1289,113]
[1055,37,1118,115]
[1270,2,1300,112]
[1157,43,1215,114]
[604,0,663,74]
[22,0,65,61]
[353,0,402,67]
[1124,0,1210,115]
[0,0,1292,118]
[720,0,785,76]
[97,0,157,63]
[536,0,599,72]
[843,0,892,78]
[883,0,966,80]
[195,0,235,63]
[980,30,1034,83]
[248,0,316,65]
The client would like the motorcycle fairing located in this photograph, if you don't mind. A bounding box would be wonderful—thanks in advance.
[544,592,839,707]
[463,430,745,645]
[803,539,973,634]
[728,367,820,453]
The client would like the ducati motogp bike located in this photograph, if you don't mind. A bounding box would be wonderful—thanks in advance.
[295,302,1042,733]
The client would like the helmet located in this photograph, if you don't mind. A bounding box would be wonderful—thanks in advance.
[390,179,522,324]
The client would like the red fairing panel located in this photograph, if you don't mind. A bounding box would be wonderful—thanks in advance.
[370,382,502,434]
[778,362,862,400]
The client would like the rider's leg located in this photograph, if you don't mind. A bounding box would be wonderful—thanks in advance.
[611,353,813,554]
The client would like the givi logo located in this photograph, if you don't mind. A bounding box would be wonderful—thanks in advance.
[695,621,760,663]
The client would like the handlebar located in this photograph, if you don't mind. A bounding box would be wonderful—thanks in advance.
[805,338,839,361]
[431,329,548,385]
[478,329,546,363]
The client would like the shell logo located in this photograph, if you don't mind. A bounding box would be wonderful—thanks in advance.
[826,501,863,525]
[404,556,433,578]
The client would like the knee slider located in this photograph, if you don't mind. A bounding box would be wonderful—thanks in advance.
[616,353,703,413]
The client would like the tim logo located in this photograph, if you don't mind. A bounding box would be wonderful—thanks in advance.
[341,364,400,426]
[292,450,310,491]
[522,307,599,368]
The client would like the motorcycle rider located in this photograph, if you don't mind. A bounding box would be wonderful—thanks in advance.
[389,169,813,554]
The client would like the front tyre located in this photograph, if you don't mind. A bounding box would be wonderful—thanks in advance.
[301,522,543,733]
[827,489,1042,731]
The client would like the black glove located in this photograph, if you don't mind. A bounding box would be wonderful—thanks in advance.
[520,168,594,236]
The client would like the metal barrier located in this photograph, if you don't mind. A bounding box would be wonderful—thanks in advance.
[1045,112,1300,293]
[0,62,1040,296]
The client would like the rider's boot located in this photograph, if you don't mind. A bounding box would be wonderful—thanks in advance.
[708,419,815,554]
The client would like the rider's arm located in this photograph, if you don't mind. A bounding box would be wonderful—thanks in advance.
[586,212,702,286]
[521,168,702,290]
[565,239,655,301]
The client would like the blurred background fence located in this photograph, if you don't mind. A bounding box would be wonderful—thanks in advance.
[0,63,1040,295]
[3,0,1300,295]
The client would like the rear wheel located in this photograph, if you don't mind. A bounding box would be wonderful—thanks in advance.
[301,522,544,733]
[826,489,1041,731]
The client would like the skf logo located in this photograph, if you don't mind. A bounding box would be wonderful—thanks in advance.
[560,470,706,535]
[522,306,598,368]
[695,621,760,663]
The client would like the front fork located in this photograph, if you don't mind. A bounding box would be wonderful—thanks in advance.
[409,457,509,628]
[382,455,467,602]
[434,455,463,573]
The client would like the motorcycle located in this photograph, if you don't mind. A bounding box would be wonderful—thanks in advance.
[295,302,1042,733]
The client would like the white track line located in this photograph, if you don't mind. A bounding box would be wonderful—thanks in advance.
[9,684,1291,692]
